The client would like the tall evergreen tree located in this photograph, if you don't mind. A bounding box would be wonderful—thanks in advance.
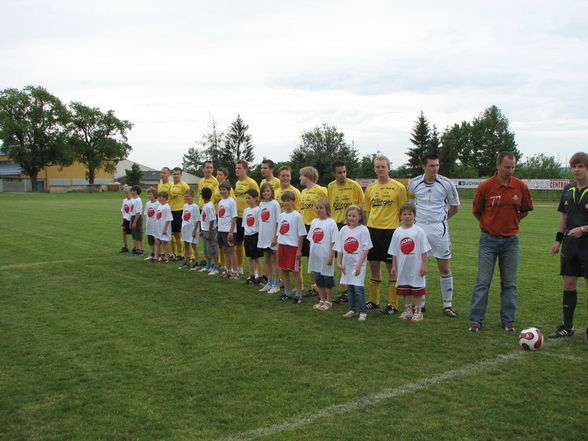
[182,117,225,177]
[222,115,255,181]
[405,111,432,175]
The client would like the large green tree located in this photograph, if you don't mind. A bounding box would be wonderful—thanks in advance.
[439,121,473,178]
[405,111,432,175]
[68,102,133,184]
[289,123,359,186]
[517,153,563,179]
[0,85,72,191]
[222,114,255,181]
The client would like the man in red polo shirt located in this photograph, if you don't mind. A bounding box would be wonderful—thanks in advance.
[468,152,533,333]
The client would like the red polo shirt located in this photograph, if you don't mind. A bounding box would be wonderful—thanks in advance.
[472,175,533,237]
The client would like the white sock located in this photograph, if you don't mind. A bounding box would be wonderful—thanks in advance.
[441,274,454,308]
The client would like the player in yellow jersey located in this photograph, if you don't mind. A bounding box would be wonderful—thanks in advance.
[363,155,407,314]
[299,166,328,296]
[275,166,301,212]
[260,159,280,191]
[168,167,191,260]
[198,160,219,208]
[234,160,260,275]
[327,160,365,302]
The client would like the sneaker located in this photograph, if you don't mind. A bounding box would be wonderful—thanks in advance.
[208,269,219,276]
[280,294,291,301]
[144,256,154,261]
[358,313,367,321]
[268,286,280,294]
[236,267,244,275]
[502,322,516,332]
[548,324,575,339]
[198,266,209,272]
[245,276,255,285]
[313,301,325,310]
[381,304,398,315]
[159,258,168,264]
[410,312,424,322]
[303,289,318,298]
[254,277,265,285]
[292,296,302,304]
[198,260,207,267]
[175,255,184,261]
[421,305,426,313]
[468,322,481,332]
[342,311,356,318]
[333,294,348,303]
[135,250,144,256]
[397,307,413,321]
[365,301,379,310]
[229,274,240,280]
[259,284,271,292]
[178,261,191,270]
[168,254,176,260]
[119,247,129,253]
[220,272,231,279]
[443,307,458,318]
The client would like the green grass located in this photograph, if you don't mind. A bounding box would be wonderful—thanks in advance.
[1,192,586,441]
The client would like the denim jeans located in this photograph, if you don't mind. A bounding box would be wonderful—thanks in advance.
[469,232,519,325]
[348,285,367,314]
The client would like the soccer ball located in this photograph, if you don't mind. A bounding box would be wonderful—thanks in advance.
[518,327,544,351]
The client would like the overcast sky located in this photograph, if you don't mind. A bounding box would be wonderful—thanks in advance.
[2,0,587,171]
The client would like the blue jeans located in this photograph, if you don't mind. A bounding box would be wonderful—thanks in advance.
[348,285,367,314]
[469,232,519,325]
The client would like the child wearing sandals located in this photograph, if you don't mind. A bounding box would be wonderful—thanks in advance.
[334,205,372,321]
[307,198,339,310]
[388,202,431,322]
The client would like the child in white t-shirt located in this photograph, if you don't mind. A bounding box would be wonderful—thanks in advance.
[129,185,144,256]
[120,186,132,253]
[143,188,159,260]
[217,180,238,279]
[308,197,339,311]
[273,191,307,304]
[243,189,262,284]
[179,189,201,270]
[388,202,431,322]
[152,191,173,263]
[334,205,373,321]
[199,187,219,274]
[258,182,281,294]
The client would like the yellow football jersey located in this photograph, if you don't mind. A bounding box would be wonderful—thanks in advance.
[234,177,260,217]
[327,178,365,224]
[275,185,302,212]
[198,176,219,207]
[300,185,328,225]
[364,179,407,229]
[260,176,280,191]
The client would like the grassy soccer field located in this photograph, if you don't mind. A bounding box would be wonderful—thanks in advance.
[0,192,586,441]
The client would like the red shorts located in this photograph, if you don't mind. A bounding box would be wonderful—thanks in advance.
[396,285,426,296]
[278,244,300,272]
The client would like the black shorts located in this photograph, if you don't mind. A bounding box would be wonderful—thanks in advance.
[122,219,131,235]
[301,224,311,257]
[367,227,394,262]
[236,217,245,243]
[171,210,182,233]
[560,236,588,278]
[244,233,261,259]
[218,231,233,248]
[147,235,155,246]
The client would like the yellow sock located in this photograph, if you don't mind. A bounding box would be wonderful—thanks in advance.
[236,244,245,268]
[368,279,381,304]
[388,280,399,309]
[219,252,224,266]
[175,236,184,257]
[339,284,348,293]
[309,272,318,291]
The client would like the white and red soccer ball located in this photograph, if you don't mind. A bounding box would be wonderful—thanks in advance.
[518,327,543,351]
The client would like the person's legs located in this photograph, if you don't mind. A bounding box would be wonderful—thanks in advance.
[368,260,382,305]
[469,232,499,325]
[347,285,358,313]
[498,234,519,325]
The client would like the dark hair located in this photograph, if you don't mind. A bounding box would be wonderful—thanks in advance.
[496,152,516,164]
[131,185,142,195]
[261,159,275,169]
[219,180,232,191]
[161,167,171,173]
[201,187,212,200]
[260,182,275,200]
[420,153,439,165]
[569,152,588,168]
[158,191,169,199]
[400,202,416,215]
[173,167,182,173]
[246,189,259,198]
[184,189,194,196]
[203,160,213,167]
[281,190,296,202]
[236,159,249,170]
[217,167,229,178]
[331,160,346,172]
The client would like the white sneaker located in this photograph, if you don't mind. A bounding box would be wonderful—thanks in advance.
[144,256,153,261]
[358,313,367,321]
[259,284,271,292]
[236,267,244,275]
[208,269,219,275]
[267,286,280,294]
[198,266,209,272]
[410,312,424,322]
[398,306,414,321]
[343,311,356,318]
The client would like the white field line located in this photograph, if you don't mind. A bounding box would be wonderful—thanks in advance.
[540,351,587,362]
[217,351,525,441]
[0,258,97,271]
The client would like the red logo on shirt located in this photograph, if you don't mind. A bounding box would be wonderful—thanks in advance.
[246,213,255,227]
[147,208,155,217]
[279,220,290,235]
[202,211,207,221]
[312,228,324,243]
[261,208,270,222]
[344,237,359,253]
[124,204,130,213]
[400,237,415,254]
[219,206,226,217]
[156,211,162,220]
[183,211,191,221]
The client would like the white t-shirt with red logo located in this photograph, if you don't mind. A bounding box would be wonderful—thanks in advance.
[276,210,306,247]
[257,200,281,250]
[155,203,173,241]
[121,198,133,221]
[181,203,201,243]
[144,200,160,236]
[130,197,143,217]
[218,197,237,233]
[307,217,339,276]
[333,224,373,286]
[388,224,431,288]
[201,201,216,232]
[243,206,260,236]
